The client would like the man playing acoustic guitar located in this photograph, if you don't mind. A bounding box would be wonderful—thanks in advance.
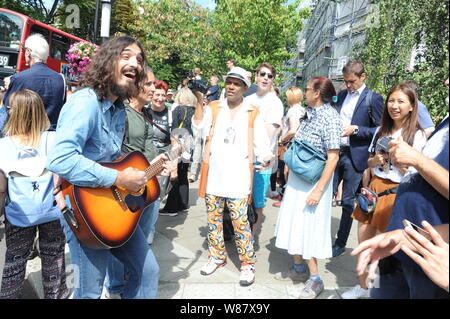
[46,36,174,299]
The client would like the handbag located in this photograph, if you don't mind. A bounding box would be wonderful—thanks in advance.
[277,141,291,160]
[283,139,327,184]
[356,186,398,214]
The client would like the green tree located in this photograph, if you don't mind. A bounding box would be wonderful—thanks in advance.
[132,0,219,87]
[56,0,137,43]
[212,0,310,78]
[0,0,58,22]
[354,0,449,123]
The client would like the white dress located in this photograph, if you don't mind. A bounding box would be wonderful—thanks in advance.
[274,170,333,259]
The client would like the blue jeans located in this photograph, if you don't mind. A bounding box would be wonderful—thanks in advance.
[60,210,160,299]
[138,200,160,244]
[370,258,449,299]
[332,149,363,248]
[105,201,160,296]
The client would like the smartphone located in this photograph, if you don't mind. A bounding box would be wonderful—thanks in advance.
[402,219,430,235]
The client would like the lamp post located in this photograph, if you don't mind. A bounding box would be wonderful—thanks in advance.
[100,0,112,43]
[94,0,112,44]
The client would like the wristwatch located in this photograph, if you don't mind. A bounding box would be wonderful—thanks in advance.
[353,126,359,135]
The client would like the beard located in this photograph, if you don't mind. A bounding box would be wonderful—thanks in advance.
[110,80,138,101]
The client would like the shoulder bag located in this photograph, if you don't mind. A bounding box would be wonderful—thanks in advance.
[283,139,327,184]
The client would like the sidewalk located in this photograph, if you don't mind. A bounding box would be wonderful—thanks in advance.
[11,180,360,299]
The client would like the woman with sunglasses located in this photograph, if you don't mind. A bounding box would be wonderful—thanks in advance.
[0,89,69,299]
[274,77,342,299]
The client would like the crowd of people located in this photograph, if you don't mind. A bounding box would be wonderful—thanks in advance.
[0,34,448,299]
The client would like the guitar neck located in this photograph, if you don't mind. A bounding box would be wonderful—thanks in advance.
[145,158,166,179]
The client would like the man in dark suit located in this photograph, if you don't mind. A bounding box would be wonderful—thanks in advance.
[2,33,65,130]
[332,60,385,257]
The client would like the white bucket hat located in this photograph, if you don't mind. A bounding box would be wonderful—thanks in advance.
[225,67,251,88]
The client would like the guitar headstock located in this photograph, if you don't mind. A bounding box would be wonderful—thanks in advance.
[167,128,194,163]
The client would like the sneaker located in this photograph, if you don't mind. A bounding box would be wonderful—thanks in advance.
[104,292,122,299]
[332,244,346,257]
[159,210,178,217]
[200,258,226,276]
[272,201,282,207]
[298,278,324,299]
[274,266,309,282]
[239,264,255,286]
[341,284,370,299]
[147,232,155,245]
[267,190,280,199]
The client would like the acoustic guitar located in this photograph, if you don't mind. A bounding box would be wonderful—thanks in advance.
[58,128,193,249]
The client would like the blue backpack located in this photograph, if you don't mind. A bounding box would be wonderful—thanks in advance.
[4,131,60,227]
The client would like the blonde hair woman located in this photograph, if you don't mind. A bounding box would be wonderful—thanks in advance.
[160,86,198,215]
[272,87,306,207]
[0,89,69,299]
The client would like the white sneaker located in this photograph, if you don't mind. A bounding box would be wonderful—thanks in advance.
[147,232,155,245]
[200,258,226,276]
[266,190,279,198]
[159,210,178,217]
[341,285,370,299]
[104,292,122,299]
[239,264,255,286]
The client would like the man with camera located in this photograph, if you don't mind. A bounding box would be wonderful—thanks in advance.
[192,66,273,287]
[332,60,385,258]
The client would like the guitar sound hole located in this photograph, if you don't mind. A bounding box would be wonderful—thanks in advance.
[124,187,148,212]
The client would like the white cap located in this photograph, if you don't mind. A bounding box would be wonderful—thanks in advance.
[225,67,251,88]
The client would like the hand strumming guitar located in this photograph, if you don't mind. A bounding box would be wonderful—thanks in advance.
[115,167,147,193]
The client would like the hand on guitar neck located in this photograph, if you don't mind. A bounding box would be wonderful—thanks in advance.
[114,153,175,193]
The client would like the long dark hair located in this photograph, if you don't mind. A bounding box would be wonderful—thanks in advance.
[78,36,147,101]
[379,83,423,146]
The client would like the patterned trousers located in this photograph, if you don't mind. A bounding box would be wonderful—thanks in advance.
[0,219,69,299]
[205,195,256,265]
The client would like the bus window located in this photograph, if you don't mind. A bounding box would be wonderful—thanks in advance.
[0,11,23,49]
[51,32,70,61]
[30,24,50,43]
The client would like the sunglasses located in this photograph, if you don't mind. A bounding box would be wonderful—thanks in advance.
[259,72,274,79]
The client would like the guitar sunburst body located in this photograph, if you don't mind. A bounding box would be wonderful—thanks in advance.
[61,151,160,249]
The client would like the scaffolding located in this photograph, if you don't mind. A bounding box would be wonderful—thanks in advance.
[281,0,374,91]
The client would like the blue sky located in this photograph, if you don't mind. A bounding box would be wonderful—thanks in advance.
[193,0,216,10]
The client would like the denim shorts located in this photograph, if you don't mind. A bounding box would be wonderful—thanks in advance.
[252,169,272,208]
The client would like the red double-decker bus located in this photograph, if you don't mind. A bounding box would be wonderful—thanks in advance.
[0,7,88,86]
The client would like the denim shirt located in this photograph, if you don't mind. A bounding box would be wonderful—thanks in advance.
[46,88,125,188]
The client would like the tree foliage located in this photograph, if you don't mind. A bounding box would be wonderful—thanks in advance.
[213,0,310,78]
[1,0,59,22]
[354,0,449,123]
[56,0,137,43]
[132,0,220,87]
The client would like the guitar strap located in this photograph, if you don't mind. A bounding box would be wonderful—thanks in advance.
[143,108,171,137]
